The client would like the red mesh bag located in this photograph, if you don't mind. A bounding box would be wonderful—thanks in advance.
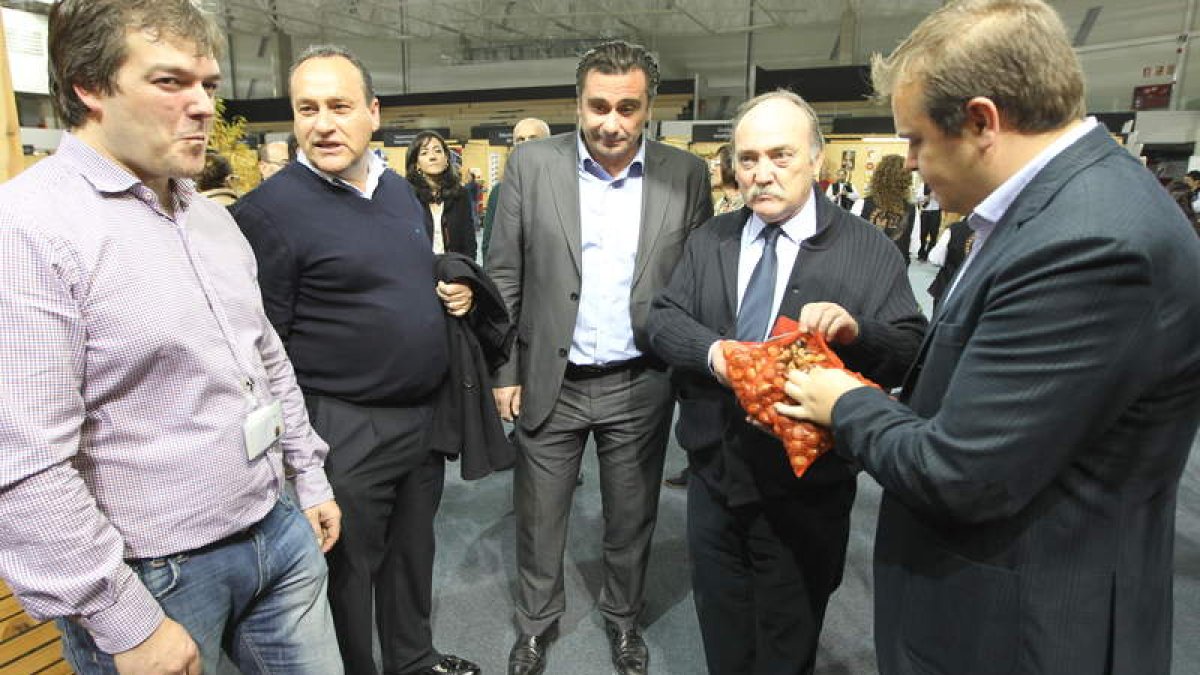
[722,317,879,478]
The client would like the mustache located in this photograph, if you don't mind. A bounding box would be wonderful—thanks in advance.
[590,129,629,141]
[745,185,786,200]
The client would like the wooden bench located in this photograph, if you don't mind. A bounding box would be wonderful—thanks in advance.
[0,581,71,675]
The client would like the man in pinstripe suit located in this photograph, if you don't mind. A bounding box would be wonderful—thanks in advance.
[781,1,1200,673]
[646,90,926,675]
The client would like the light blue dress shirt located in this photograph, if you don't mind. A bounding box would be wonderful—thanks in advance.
[570,134,646,365]
[944,117,1098,302]
[736,188,820,341]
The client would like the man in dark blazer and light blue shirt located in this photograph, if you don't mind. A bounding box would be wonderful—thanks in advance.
[486,41,712,675]
[646,91,926,674]
[780,1,1200,673]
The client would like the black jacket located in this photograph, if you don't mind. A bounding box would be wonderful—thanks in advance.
[647,193,926,504]
[832,125,1200,675]
[926,217,973,311]
[422,192,477,260]
[429,253,516,479]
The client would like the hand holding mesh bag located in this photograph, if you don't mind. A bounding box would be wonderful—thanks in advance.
[722,317,880,478]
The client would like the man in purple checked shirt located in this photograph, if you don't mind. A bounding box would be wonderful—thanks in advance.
[0,1,342,673]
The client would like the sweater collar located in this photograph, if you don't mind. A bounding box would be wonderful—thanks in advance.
[297,149,387,199]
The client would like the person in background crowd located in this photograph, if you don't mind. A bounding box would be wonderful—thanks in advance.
[258,139,291,181]
[0,1,343,673]
[915,183,942,260]
[779,1,1200,673]
[852,154,917,265]
[924,215,973,311]
[464,168,482,229]
[824,167,858,209]
[710,143,744,215]
[488,40,713,675]
[197,150,239,205]
[646,90,925,675]
[816,166,833,194]
[1184,169,1200,213]
[406,130,478,260]
[232,45,480,675]
[1168,178,1200,236]
[481,117,551,262]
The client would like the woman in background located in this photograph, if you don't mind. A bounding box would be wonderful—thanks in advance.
[852,154,917,266]
[711,143,744,215]
[406,130,478,260]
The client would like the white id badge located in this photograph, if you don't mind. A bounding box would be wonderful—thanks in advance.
[244,400,284,461]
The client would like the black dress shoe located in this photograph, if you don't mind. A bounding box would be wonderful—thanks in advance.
[417,654,480,675]
[507,624,557,675]
[604,620,649,675]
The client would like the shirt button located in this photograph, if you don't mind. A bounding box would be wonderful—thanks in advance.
[569,292,579,301]
[557,348,568,357]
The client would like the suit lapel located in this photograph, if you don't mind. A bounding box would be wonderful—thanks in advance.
[932,126,1117,326]
[719,210,749,320]
[548,135,583,275]
[901,126,1121,398]
[632,142,673,289]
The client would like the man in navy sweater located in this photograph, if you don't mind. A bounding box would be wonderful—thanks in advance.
[232,45,478,675]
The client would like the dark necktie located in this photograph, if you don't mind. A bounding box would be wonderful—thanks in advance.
[736,225,783,341]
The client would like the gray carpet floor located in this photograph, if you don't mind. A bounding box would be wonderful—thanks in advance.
[427,260,1200,674]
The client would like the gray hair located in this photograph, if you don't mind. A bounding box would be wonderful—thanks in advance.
[731,90,825,161]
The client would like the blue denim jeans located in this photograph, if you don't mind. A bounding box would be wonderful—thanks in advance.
[58,496,343,675]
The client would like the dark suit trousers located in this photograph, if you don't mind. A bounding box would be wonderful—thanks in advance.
[305,394,445,675]
[688,473,856,675]
[513,365,673,635]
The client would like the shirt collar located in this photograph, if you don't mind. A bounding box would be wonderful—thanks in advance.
[577,131,646,181]
[972,117,1098,228]
[56,131,196,212]
[298,149,387,198]
[743,186,819,244]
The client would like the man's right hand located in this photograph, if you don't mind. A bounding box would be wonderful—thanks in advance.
[113,618,200,675]
[493,385,522,422]
[709,341,732,387]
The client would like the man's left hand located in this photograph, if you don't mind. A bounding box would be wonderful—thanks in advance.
[798,302,859,345]
[437,281,474,317]
[303,500,342,553]
[774,367,865,427]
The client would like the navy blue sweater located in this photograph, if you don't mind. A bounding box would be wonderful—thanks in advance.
[232,163,447,405]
